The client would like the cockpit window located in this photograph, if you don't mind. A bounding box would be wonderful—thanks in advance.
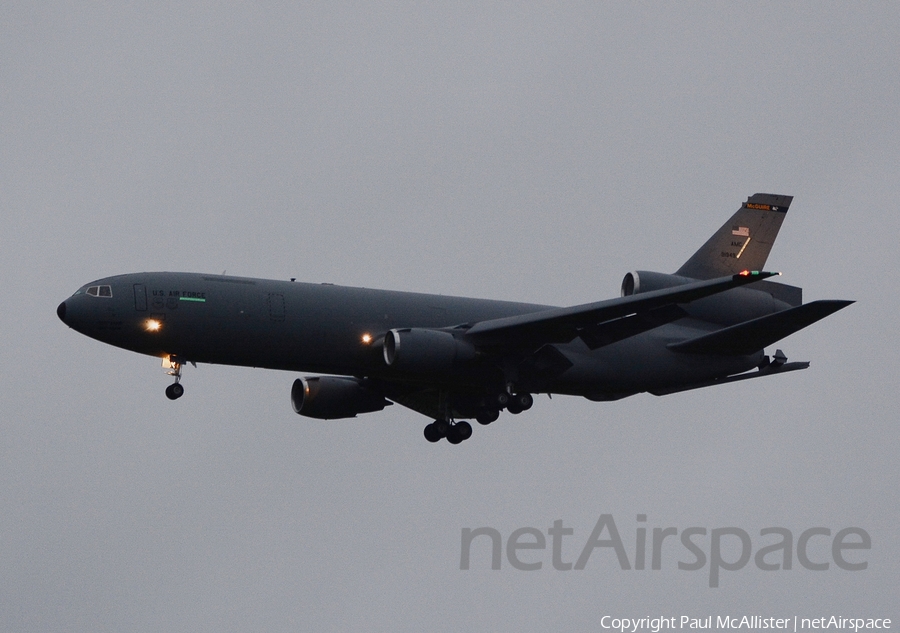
[86,285,113,297]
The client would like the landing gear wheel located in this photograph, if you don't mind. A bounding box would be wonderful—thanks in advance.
[455,421,472,441]
[475,408,500,425]
[446,426,463,444]
[495,392,510,409]
[515,392,533,411]
[423,423,441,443]
[165,383,184,400]
[446,421,473,444]
[507,393,533,414]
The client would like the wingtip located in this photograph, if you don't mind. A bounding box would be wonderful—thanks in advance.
[736,270,780,279]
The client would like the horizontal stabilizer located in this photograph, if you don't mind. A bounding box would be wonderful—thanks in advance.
[667,299,853,355]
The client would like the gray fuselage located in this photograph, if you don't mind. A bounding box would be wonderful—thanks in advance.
[58,271,776,399]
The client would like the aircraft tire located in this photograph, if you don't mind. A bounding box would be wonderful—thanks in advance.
[517,393,533,411]
[423,423,441,443]
[475,408,499,425]
[166,383,184,400]
[506,400,523,415]
[455,421,473,441]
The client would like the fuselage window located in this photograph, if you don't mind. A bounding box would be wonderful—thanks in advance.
[86,285,113,297]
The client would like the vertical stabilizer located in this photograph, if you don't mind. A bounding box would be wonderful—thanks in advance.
[675,193,792,279]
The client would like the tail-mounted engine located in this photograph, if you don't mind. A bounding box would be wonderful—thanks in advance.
[621,270,800,325]
[621,270,694,296]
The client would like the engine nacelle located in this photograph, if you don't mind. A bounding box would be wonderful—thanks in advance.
[621,270,694,296]
[383,328,476,375]
[291,376,389,420]
[621,270,796,325]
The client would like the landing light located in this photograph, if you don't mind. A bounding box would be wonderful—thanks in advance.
[145,319,162,332]
[361,333,372,344]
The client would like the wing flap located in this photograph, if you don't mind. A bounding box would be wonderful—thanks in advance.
[577,304,688,350]
[667,299,854,355]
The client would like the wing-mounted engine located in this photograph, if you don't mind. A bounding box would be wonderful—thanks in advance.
[291,376,390,420]
[383,328,477,376]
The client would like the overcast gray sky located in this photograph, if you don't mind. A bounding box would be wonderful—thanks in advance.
[2,3,898,631]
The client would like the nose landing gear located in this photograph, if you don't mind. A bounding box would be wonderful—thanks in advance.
[162,355,191,400]
[165,382,184,400]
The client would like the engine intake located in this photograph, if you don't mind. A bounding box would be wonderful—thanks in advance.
[291,376,389,420]
[383,328,476,375]
[621,270,694,296]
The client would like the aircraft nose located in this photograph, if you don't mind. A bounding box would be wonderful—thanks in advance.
[57,301,67,323]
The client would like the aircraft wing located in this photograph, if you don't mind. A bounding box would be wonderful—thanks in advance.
[666,299,854,355]
[464,271,780,349]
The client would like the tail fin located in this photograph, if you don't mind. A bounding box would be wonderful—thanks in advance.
[676,193,792,279]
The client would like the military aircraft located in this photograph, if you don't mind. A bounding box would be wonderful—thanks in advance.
[58,193,851,444]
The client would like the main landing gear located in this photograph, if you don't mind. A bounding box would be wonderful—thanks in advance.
[473,391,532,424]
[423,390,534,444]
[423,419,473,444]
[505,392,534,415]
